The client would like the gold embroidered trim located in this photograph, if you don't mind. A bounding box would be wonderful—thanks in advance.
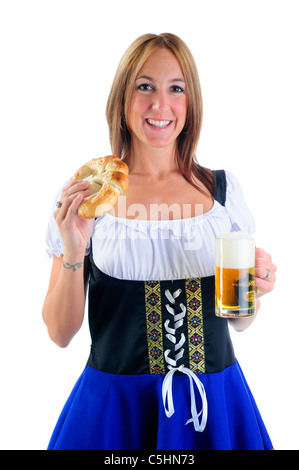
[144,281,165,374]
[185,278,205,374]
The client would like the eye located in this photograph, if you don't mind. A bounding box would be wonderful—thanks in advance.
[170,85,184,93]
[137,83,154,92]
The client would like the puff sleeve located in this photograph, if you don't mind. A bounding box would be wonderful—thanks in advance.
[225,171,256,234]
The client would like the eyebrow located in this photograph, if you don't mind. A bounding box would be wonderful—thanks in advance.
[136,75,186,84]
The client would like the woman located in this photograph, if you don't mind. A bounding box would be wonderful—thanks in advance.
[43,33,276,450]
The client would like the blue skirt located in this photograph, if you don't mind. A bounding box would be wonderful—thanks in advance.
[47,360,273,450]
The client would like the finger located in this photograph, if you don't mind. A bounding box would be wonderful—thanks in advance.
[59,185,91,213]
[68,193,84,217]
[256,265,276,282]
[255,252,272,267]
[62,179,90,199]
[255,268,276,295]
[255,256,277,277]
[255,277,275,296]
[255,247,272,260]
[255,266,271,280]
[255,286,267,298]
[54,192,83,222]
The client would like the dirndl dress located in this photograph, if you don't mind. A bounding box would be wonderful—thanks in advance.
[45,170,273,450]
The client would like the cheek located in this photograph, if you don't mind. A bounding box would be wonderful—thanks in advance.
[175,94,187,114]
[127,95,149,130]
[131,95,149,116]
[174,98,188,124]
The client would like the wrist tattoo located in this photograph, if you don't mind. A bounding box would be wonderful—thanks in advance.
[63,260,84,271]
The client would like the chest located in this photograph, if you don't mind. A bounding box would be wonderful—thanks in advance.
[112,175,213,220]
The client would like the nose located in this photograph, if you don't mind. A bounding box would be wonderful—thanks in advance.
[152,89,169,113]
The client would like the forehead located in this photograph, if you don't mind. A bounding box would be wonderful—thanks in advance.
[137,47,184,79]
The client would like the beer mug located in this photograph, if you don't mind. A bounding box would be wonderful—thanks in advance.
[215,232,255,318]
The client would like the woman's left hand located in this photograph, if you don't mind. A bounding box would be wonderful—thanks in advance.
[255,248,277,298]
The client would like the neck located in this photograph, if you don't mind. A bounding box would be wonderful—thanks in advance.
[125,140,179,179]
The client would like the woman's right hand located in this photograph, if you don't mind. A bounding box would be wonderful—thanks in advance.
[54,179,94,256]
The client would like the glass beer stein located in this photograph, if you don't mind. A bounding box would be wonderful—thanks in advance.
[215,232,256,318]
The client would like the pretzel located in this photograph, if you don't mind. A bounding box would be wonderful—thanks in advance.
[72,155,129,218]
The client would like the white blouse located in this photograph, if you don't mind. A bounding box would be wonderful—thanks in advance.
[46,171,255,281]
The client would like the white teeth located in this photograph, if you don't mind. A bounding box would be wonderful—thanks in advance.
[147,119,171,127]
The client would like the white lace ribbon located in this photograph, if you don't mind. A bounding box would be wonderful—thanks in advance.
[162,288,208,433]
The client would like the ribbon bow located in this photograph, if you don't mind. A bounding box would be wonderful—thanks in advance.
[162,364,208,432]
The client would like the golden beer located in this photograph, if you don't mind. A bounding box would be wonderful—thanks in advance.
[215,233,255,317]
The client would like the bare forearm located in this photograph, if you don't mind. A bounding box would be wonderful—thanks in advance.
[42,252,87,347]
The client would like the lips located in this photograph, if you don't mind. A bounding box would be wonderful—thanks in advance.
[146,118,172,128]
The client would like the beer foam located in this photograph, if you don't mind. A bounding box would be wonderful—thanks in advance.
[215,232,255,269]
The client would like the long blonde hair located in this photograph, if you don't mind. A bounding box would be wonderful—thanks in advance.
[106,33,214,195]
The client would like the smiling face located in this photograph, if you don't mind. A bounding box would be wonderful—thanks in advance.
[127,47,188,153]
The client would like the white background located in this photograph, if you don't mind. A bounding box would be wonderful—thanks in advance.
[0,0,298,450]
